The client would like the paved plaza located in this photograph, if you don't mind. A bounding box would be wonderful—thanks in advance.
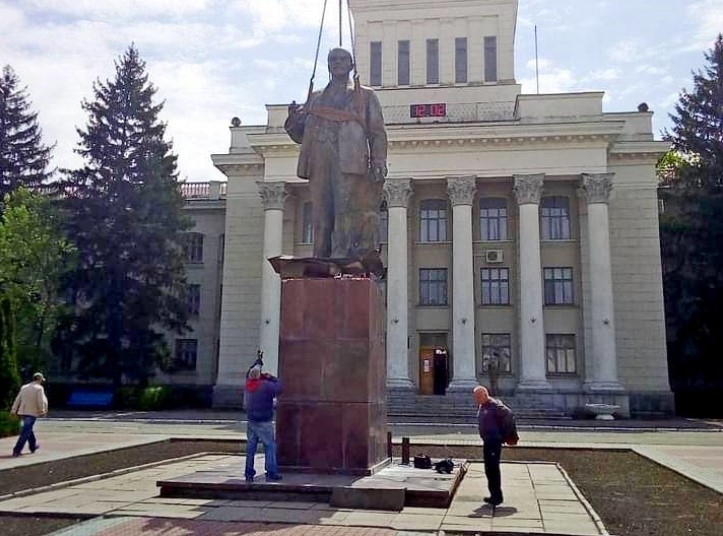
[0,412,721,535]
[0,454,605,535]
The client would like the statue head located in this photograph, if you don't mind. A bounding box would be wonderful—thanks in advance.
[328,47,354,79]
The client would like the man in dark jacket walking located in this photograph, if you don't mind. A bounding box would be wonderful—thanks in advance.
[244,365,283,482]
[474,385,518,506]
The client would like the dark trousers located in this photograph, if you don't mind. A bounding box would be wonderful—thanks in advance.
[483,440,503,501]
[13,415,38,455]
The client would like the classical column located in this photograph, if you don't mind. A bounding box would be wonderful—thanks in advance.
[581,173,623,391]
[447,176,478,391]
[513,174,551,390]
[383,179,414,389]
[257,181,288,375]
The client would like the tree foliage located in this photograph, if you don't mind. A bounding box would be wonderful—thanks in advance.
[0,188,75,376]
[660,35,723,414]
[0,295,20,410]
[0,65,53,201]
[58,45,191,386]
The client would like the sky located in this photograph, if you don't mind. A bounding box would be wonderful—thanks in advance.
[1,0,721,182]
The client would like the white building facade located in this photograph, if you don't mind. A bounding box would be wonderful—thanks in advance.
[179,0,672,416]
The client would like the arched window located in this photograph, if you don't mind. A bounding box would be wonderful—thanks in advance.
[420,199,448,242]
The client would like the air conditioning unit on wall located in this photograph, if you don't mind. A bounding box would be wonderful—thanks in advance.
[485,249,504,263]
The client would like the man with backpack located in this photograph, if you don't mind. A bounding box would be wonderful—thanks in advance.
[474,385,518,506]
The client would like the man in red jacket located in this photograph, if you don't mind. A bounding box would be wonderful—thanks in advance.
[244,365,283,483]
[474,385,518,507]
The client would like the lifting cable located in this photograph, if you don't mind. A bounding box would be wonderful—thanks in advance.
[307,0,359,102]
[307,0,329,102]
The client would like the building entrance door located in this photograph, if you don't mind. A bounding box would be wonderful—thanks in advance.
[419,332,449,396]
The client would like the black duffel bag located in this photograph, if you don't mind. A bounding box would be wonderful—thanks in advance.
[413,454,432,469]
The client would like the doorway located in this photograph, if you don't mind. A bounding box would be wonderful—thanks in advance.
[419,332,449,396]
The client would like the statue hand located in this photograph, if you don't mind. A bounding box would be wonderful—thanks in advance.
[371,162,388,183]
[288,100,304,117]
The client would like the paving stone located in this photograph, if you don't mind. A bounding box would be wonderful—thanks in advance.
[342,511,398,527]
[389,513,443,530]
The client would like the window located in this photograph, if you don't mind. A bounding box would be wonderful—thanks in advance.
[481,334,512,373]
[480,198,508,241]
[301,201,313,244]
[370,41,382,86]
[546,334,577,374]
[379,202,388,244]
[426,39,439,84]
[218,234,225,263]
[182,232,203,263]
[420,199,448,242]
[484,36,498,82]
[455,37,468,83]
[541,196,571,240]
[175,339,198,370]
[187,284,201,316]
[398,40,410,86]
[481,268,510,305]
[544,267,574,305]
[420,268,448,306]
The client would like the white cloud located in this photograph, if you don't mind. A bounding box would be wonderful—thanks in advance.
[521,55,580,95]
[27,0,210,20]
[233,0,329,33]
[687,0,723,51]
[635,64,666,76]
[608,39,643,63]
[589,68,620,81]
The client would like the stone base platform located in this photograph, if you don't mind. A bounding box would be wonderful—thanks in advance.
[157,457,468,511]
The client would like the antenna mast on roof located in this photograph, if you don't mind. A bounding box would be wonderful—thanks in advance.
[535,25,540,94]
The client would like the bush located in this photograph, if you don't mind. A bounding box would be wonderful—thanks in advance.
[137,386,172,411]
[0,410,19,438]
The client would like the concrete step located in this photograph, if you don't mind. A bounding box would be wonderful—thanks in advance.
[387,394,570,420]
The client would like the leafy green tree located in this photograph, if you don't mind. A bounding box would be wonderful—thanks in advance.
[0,296,20,410]
[0,65,54,201]
[58,45,190,386]
[0,188,75,376]
[660,35,723,415]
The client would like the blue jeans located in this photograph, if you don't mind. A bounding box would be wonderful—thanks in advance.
[13,416,38,455]
[245,420,278,478]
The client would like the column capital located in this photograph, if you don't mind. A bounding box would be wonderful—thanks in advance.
[513,174,545,205]
[446,176,477,206]
[580,173,614,204]
[257,181,288,210]
[383,179,414,208]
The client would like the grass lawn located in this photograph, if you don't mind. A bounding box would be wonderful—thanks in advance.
[1,440,721,536]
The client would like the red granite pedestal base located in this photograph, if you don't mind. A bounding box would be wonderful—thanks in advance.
[276,277,388,476]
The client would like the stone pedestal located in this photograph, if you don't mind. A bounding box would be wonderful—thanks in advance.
[276,278,388,475]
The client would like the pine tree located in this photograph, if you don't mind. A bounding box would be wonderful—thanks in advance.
[59,46,190,386]
[660,35,723,416]
[0,65,53,200]
[665,34,723,190]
